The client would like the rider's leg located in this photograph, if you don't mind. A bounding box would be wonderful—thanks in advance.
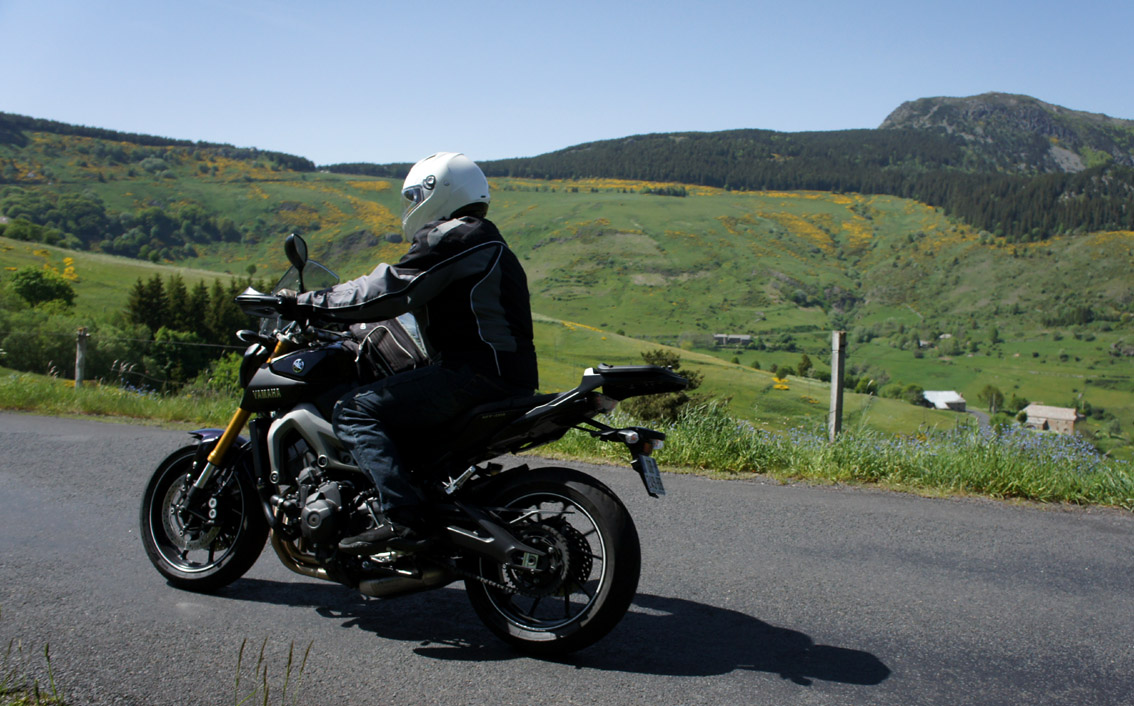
[333,364,528,552]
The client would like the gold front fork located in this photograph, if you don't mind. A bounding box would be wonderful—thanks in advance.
[192,337,295,492]
[204,407,254,466]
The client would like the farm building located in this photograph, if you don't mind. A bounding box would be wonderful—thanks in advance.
[713,334,752,346]
[924,391,967,411]
[1021,404,1079,435]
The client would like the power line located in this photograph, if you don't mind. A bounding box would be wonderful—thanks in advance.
[90,335,246,351]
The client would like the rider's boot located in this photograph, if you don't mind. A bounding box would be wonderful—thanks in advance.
[338,503,432,555]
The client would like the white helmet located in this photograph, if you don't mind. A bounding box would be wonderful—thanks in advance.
[400,152,490,237]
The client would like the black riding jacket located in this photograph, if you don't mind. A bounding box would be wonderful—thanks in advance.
[296,217,538,389]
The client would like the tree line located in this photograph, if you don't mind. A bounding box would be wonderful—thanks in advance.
[1,266,256,390]
[327,127,1134,241]
[0,112,314,172]
[475,129,1134,241]
[0,188,244,261]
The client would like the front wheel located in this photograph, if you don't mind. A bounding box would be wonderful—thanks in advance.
[465,467,641,655]
[140,445,268,592]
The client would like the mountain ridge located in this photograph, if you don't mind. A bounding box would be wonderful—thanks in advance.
[879,92,1134,171]
[322,93,1134,242]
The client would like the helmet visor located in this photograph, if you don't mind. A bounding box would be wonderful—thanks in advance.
[401,184,425,222]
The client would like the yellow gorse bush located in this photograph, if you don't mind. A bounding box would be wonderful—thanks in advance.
[345,196,400,235]
[347,180,391,193]
[61,256,78,282]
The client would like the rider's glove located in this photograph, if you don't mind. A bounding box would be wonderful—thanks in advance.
[275,289,307,322]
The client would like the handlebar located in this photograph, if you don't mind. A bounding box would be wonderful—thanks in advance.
[234,287,352,349]
[234,289,282,318]
[235,321,347,347]
[307,326,349,342]
[236,329,276,346]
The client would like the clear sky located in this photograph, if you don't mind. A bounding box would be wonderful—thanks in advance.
[2,0,1131,166]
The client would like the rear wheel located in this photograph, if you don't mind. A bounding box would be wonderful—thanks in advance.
[140,446,268,592]
[464,467,641,655]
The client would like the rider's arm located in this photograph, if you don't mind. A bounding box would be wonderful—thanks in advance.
[295,218,504,323]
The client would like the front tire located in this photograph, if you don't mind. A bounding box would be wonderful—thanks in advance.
[464,467,641,655]
[140,446,268,592]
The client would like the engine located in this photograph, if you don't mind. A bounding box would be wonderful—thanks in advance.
[300,474,343,544]
[271,462,354,549]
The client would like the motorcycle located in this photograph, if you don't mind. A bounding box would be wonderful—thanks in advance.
[139,234,687,655]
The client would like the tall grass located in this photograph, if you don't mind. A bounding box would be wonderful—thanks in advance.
[546,403,1134,510]
[1,609,65,706]
[0,371,234,427]
[2,371,1130,509]
[233,638,313,706]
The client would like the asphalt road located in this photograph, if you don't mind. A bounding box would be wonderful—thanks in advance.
[0,412,1131,705]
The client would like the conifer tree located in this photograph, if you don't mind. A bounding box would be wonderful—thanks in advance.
[126,275,168,332]
[186,280,211,339]
[165,274,192,333]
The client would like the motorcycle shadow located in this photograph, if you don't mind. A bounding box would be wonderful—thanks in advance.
[218,578,890,686]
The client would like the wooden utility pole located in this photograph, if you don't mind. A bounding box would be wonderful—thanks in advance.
[75,327,89,389]
[828,330,846,442]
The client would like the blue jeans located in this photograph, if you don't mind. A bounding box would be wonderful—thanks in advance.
[332,365,531,516]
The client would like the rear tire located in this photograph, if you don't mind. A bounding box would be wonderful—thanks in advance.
[140,446,268,593]
[464,467,641,655]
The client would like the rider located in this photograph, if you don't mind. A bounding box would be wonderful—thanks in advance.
[279,152,538,553]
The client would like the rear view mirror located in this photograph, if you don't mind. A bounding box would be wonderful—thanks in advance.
[285,233,308,271]
[284,233,309,292]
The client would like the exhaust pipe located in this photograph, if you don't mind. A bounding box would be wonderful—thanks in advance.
[271,531,457,597]
[359,565,456,598]
[270,531,334,582]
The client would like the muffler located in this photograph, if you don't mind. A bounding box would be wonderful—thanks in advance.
[358,565,457,598]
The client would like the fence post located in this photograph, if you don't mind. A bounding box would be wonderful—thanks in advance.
[75,327,89,389]
[828,330,846,442]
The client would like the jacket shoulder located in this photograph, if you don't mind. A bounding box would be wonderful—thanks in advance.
[414,217,501,250]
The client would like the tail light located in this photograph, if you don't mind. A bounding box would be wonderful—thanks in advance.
[589,393,618,414]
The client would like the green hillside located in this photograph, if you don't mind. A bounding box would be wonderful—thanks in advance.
[0,234,968,439]
[1,110,1131,457]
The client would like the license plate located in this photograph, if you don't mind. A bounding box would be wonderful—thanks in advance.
[635,455,666,497]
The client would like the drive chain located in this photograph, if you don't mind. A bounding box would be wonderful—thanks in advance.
[423,556,517,595]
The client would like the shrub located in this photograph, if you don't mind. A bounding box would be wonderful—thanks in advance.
[619,349,705,422]
[184,352,242,395]
[0,307,79,375]
[7,267,75,307]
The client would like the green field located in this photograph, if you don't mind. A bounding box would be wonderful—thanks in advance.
[0,237,244,317]
[2,129,1131,456]
[2,234,972,439]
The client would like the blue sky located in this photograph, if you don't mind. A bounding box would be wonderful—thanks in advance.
[2,0,1131,166]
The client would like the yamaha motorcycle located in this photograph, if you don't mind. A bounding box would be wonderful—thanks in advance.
[140,234,687,655]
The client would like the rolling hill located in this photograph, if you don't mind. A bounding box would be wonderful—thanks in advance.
[0,96,1131,456]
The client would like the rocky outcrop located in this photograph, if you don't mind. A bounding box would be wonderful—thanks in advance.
[880,93,1134,172]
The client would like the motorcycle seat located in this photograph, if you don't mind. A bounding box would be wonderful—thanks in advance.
[445,391,563,439]
[402,391,564,472]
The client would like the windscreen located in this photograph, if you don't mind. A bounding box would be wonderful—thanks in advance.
[258,261,340,335]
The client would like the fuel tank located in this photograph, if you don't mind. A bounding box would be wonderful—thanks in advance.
[241,343,357,417]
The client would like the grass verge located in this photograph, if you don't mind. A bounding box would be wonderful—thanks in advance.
[546,404,1134,510]
[0,371,232,428]
[2,371,1130,510]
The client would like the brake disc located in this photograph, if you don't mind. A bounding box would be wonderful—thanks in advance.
[548,517,593,593]
[162,482,221,551]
